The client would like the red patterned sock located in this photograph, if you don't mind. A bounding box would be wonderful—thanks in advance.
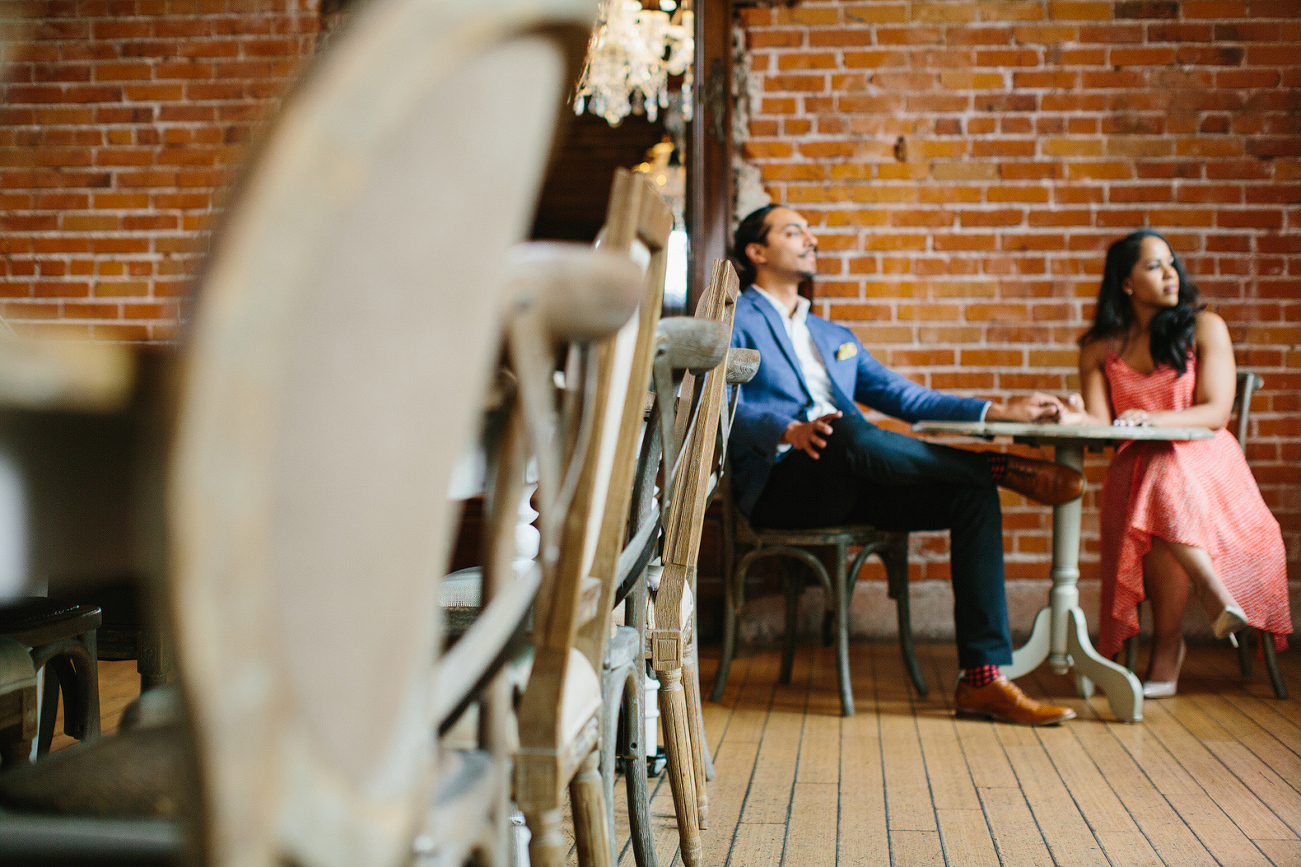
[963,664,1000,688]
[984,452,1008,483]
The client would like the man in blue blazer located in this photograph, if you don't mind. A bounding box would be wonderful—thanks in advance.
[729,204,1082,726]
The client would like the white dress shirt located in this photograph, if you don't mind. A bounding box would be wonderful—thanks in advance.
[752,287,843,455]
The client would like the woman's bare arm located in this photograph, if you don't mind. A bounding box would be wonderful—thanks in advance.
[1061,337,1113,425]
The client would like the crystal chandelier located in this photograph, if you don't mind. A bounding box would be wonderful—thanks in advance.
[573,0,694,127]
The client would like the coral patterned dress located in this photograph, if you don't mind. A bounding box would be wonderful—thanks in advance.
[1096,349,1291,658]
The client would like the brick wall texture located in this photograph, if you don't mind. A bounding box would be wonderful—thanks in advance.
[0,0,1296,593]
[0,0,319,340]
[737,0,1300,584]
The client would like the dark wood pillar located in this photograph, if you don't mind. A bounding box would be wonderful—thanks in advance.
[687,0,733,312]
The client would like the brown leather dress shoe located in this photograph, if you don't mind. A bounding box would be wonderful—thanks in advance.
[954,676,1077,726]
[998,455,1084,505]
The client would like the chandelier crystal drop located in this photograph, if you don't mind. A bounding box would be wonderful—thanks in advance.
[573,0,694,127]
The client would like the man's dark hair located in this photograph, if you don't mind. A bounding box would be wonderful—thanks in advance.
[731,204,780,287]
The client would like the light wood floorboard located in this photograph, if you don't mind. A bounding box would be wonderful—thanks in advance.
[58,640,1301,866]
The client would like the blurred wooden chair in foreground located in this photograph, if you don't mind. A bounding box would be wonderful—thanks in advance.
[0,0,600,863]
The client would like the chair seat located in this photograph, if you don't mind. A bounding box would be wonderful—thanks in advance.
[439,563,535,639]
[749,524,906,547]
[0,600,101,650]
[0,722,186,818]
[0,636,36,694]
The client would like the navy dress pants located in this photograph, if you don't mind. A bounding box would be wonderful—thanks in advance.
[749,411,1013,669]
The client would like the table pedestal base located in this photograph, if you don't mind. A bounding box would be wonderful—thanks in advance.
[1004,604,1143,722]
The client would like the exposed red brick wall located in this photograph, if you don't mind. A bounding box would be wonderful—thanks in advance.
[737,0,1301,586]
[0,0,320,340]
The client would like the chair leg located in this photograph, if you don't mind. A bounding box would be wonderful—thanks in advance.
[36,663,59,755]
[689,623,715,782]
[524,806,568,867]
[711,587,737,703]
[65,638,100,743]
[658,666,701,867]
[780,563,799,685]
[1123,634,1139,673]
[1236,629,1253,678]
[833,544,854,716]
[1261,631,1289,700]
[570,750,614,867]
[599,666,624,865]
[620,669,657,867]
[710,558,741,703]
[682,654,709,829]
[883,540,927,697]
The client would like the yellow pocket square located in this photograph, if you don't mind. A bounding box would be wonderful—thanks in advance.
[835,342,857,361]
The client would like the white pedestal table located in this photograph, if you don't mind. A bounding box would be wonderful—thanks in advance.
[912,421,1213,723]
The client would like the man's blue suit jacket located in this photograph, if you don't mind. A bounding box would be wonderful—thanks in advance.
[728,286,988,515]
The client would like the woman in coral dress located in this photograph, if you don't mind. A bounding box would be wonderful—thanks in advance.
[1062,230,1291,698]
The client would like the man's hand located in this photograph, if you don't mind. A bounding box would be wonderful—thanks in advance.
[986,392,1065,424]
[782,411,841,459]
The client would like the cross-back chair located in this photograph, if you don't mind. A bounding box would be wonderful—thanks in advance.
[647,260,738,867]
[584,168,676,867]
[0,0,601,862]
[1121,369,1287,700]
[166,1,598,865]
[511,170,679,867]
[428,244,643,867]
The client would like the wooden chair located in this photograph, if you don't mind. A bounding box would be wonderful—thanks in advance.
[1122,370,1287,699]
[165,1,599,864]
[648,260,738,867]
[430,168,672,866]
[0,0,601,862]
[513,169,675,867]
[429,242,644,867]
[588,169,675,867]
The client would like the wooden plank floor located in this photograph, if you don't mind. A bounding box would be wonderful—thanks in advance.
[609,641,1301,867]
[58,644,1301,866]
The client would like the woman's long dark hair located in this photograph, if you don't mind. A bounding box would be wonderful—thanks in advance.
[1080,229,1202,375]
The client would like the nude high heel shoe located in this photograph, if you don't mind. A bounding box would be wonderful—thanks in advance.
[1213,605,1248,647]
[1141,638,1186,700]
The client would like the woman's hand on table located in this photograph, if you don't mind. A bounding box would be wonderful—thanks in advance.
[1113,408,1153,427]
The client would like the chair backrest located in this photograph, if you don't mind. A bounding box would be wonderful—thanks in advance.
[516,170,672,743]
[1232,370,1264,450]
[433,245,643,735]
[652,261,738,650]
[168,1,595,863]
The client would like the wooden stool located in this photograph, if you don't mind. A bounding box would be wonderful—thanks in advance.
[0,598,102,755]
